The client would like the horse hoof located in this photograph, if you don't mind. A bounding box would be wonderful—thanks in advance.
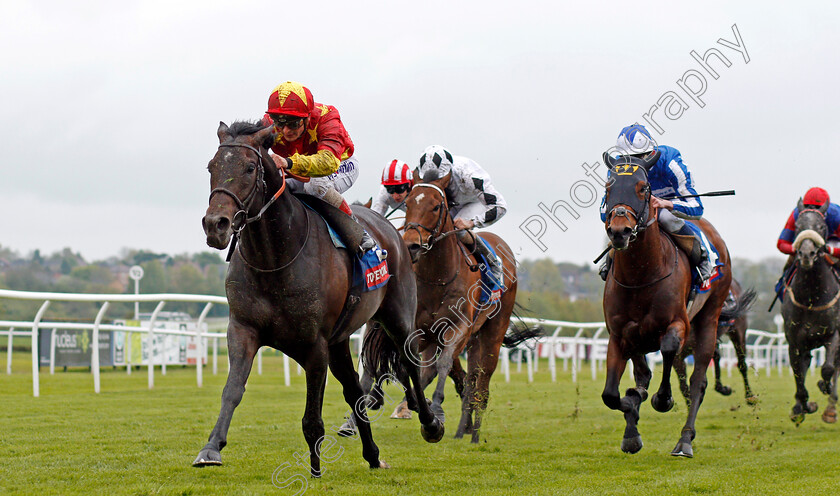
[715,385,733,396]
[192,448,222,467]
[336,421,357,438]
[650,393,674,413]
[620,436,643,454]
[390,401,413,420]
[671,442,694,458]
[375,460,391,469]
[818,380,832,395]
[421,419,445,443]
[745,395,759,406]
[807,401,819,414]
[822,409,837,424]
[790,412,806,426]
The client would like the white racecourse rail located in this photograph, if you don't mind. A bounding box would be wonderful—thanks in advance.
[515,317,804,383]
[1,289,805,397]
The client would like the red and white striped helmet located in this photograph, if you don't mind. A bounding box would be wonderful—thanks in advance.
[381,159,413,186]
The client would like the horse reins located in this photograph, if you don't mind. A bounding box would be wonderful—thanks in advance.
[209,141,312,271]
[209,142,291,233]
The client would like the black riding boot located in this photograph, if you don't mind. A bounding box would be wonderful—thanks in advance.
[599,251,614,281]
[670,225,713,286]
[459,231,503,283]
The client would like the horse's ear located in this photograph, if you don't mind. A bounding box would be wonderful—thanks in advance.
[412,167,421,184]
[364,197,372,208]
[254,125,276,149]
[797,197,805,212]
[820,200,830,215]
[602,152,618,171]
[217,122,230,143]
[642,150,661,171]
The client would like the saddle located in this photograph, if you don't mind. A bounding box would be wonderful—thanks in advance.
[294,193,366,251]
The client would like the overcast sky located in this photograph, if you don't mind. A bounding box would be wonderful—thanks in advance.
[1,1,837,267]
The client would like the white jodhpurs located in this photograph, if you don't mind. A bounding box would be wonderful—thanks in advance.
[286,156,360,198]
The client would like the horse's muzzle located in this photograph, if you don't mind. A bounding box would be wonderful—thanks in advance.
[607,226,633,250]
[203,213,232,250]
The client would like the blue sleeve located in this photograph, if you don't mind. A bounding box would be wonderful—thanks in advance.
[600,194,607,222]
[663,156,704,219]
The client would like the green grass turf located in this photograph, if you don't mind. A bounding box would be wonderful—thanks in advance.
[0,350,837,496]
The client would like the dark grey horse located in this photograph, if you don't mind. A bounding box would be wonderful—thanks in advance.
[782,199,840,425]
[194,121,443,476]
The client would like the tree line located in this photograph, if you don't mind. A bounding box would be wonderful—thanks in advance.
[0,245,786,333]
[0,246,227,322]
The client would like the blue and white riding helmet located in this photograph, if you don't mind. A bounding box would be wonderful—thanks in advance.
[418,145,454,181]
[616,124,657,156]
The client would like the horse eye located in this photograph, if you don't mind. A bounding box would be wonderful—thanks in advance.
[246,164,256,173]
[432,205,441,212]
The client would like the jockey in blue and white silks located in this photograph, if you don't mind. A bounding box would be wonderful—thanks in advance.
[599,124,715,288]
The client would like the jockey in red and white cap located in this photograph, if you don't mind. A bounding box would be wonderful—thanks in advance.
[261,81,374,252]
[777,187,840,257]
[371,159,413,216]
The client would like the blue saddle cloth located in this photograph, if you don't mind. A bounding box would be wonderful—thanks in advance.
[302,203,390,292]
[683,220,725,294]
[474,237,505,304]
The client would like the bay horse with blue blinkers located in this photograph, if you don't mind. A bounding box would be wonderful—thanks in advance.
[194,121,443,476]
[601,151,732,458]
[782,199,840,425]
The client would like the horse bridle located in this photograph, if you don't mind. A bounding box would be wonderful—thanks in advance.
[403,183,452,252]
[208,142,288,233]
[605,166,654,243]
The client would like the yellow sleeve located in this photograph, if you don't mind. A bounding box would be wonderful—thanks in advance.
[288,149,341,177]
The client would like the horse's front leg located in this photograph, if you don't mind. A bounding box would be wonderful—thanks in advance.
[651,325,683,413]
[789,340,817,425]
[300,344,330,477]
[818,332,839,396]
[193,324,260,467]
[602,338,644,454]
[429,343,457,423]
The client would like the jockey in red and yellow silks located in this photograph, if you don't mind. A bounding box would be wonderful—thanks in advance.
[261,81,373,252]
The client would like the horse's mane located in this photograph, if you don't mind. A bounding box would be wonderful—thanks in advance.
[228,120,268,137]
[223,120,277,151]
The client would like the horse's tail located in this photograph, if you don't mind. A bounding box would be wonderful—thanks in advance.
[503,303,544,348]
[360,321,406,382]
[719,287,757,323]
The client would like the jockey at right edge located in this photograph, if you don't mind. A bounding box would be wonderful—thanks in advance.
[599,124,716,288]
